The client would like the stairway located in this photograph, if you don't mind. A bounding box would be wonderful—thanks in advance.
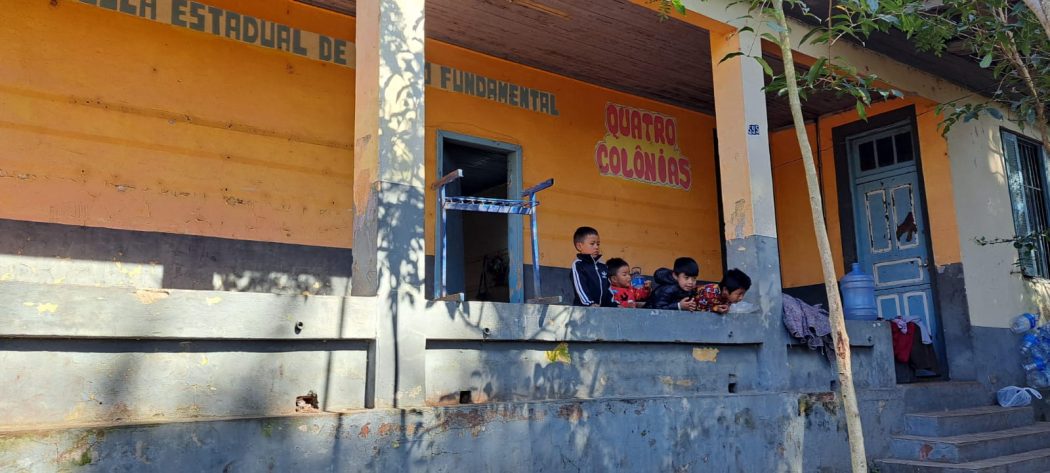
[877,405,1050,472]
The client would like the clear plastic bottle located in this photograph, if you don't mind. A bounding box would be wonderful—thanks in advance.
[1024,356,1047,373]
[1011,313,1040,334]
[1021,333,1048,358]
[1029,368,1050,388]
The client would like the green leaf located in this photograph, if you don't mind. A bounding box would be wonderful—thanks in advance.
[718,51,747,65]
[890,89,903,98]
[673,0,686,14]
[986,108,1004,120]
[799,27,825,46]
[866,0,879,11]
[753,56,775,76]
[806,57,827,85]
[856,101,868,120]
[979,53,993,68]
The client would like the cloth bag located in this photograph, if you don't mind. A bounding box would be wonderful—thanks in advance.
[997,386,1043,407]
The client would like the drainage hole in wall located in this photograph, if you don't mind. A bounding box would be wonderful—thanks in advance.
[728,373,738,393]
[459,390,473,404]
[294,321,304,334]
[296,391,319,412]
[830,380,838,392]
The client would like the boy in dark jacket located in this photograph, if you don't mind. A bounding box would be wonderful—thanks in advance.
[570,226,617,307]
[648,257,700,311]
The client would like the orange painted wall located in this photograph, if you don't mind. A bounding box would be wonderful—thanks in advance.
[424,44,722,280]
[772,99,961,288]
[2,1,723,279]
[0,0,356,248]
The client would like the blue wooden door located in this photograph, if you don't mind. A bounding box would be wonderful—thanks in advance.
[850,125,942,358]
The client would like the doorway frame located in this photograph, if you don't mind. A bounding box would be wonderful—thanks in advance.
[435,130,525,303]
[831,105,948,378]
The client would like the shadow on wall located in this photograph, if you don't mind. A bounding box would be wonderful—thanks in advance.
[0,219,352,296]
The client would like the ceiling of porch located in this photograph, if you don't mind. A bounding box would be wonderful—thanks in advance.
[295,0,883,128]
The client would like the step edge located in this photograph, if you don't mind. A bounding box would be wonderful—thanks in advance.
[877,447,1050,468]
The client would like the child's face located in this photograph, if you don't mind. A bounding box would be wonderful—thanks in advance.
[574,234,601,257]
[726,288,747,303]
[674,273,697,292]
[610,266,632,287]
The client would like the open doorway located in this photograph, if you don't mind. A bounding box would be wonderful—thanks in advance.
[435,132,523,303]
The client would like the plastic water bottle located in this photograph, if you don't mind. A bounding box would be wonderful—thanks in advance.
[631,267,645,289]
[1021,333,1048,358]
[1024,356,1048,373]
[1029,369,1050,388]
[1012,313,1041,334]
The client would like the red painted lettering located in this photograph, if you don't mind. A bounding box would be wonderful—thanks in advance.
[644,152,657,181]
[596,143,609,173]
[654,118,665,145]
[666,120,677,147]
[605,103,619,138]
[667,156,679,187]
[657,151,667,183]
[630,110,642,140]
[609,145,621,175]
[679,159,692,190]
[642,112,654,142]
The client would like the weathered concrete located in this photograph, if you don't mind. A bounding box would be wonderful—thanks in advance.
[935,263,977,381]
[0,393,843,473]
[352,0,427,409]
[0,218,352,296]
[0,281,377,340]
[905,406,1034,437]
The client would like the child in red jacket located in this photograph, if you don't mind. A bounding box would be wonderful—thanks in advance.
[607,258,651,308]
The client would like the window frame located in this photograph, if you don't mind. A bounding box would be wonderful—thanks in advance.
[1000,129,1050,279]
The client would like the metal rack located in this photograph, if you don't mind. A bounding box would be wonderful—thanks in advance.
[432,169,558,303]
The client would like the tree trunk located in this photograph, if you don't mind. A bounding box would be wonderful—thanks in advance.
[770,0,869,471]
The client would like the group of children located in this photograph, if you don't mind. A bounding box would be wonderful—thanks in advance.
[570,226,752,313]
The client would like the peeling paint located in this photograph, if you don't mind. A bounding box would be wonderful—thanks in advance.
[205,296,222,305]
[134,289,170,304]
[545,342,571,364]
[658,376,695,388]
[692,347,719,362]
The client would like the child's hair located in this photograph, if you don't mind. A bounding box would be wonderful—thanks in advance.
[721,268,752,292]
[606,257,629,275]
[573,226,599,244]
[672,257,699,277]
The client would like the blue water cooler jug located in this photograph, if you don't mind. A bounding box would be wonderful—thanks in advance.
[841,263,878,320]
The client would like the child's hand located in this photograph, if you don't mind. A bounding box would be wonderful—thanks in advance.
[678,297,697,312]
[713,304,730,314]
[591,303,600,308]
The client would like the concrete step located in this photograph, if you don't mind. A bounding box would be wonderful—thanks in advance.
[900,382,995,414]
[876,448,1050,473]
[890,423,1050,463]
[906,406,1035,437]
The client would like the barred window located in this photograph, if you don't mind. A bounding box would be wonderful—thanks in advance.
[1001,130,1050,278]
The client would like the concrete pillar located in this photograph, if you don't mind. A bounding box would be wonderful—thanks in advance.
[710,28,789,390]
[352,0,427,407]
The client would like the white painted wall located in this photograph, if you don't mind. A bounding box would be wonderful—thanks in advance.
[948,115,1050,328]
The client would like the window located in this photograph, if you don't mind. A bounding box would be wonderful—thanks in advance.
[1001,130,1050,278]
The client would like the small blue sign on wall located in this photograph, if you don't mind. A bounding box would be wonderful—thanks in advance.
[747,124,760,136]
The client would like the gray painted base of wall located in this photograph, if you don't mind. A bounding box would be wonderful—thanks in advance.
[0,393,896,473]
[0,218,352,296]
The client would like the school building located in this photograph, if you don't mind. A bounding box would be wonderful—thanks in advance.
[2,0,1049,470]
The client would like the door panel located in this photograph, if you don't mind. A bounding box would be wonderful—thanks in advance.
[850,124,942,367]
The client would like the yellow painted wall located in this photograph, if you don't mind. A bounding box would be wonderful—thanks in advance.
[0,0,356,248]
[772,99,961,288]
[424,43,722,280]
